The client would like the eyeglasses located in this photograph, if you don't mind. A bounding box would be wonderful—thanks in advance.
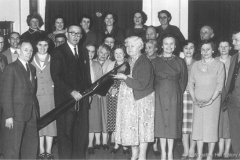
[68,32,82,37]
[159,16,168,19]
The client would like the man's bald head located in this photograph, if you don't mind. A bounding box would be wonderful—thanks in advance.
[200,25,214,40]
[146,26,158,40]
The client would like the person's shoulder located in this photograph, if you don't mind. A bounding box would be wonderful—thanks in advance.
[1,48,10,55]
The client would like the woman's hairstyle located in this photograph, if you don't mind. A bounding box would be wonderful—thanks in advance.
[183,40,195,48]
[158,10,172,22]
[145,39,159,49]
[36,37,50,46]
[52,15,67,29]
[26,13,44,28]
[199,40,215,51]
[125,36,144,50]
[133,10,148,24]
[218,38,231,47]
[102,11,118,24]
[97,44,111,54]
[86,43,96,49]
[114,44,126,55]
[104,35,115,42]
[161,33,176,45]
[78,14,93,29]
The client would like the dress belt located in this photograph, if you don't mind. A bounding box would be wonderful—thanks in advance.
[156,76,179,82]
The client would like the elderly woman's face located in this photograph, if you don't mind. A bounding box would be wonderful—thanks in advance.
[126,42,140,57]
[201,43,214,59]
[218,42,231,56]
[134,13,143,26]
[30,18,39,29]
[36,41,48,55]
[55,18,64,31]
[97,47,109,61]
[104,14,114,26]
[114,48,125,62]
[162,37,176,54]
[183,43,194,58]
[158,13,169,25]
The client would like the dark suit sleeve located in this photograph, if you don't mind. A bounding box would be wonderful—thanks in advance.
[179,58,188,93]
[50,49,73,96]
[125,57,152,91]
[1,66,15,119]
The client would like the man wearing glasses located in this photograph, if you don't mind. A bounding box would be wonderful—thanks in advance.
[2,32,20,64]
[50,25,91,159]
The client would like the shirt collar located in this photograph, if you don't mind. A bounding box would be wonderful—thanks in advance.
[10,47,18,54]
[67,41,78,54]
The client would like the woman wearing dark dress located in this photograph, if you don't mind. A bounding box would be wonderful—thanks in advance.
[125,10,148,42]
[21,13,47,54]
[106,45,129,154]
[32,38,56,159]
[79,14,97,48]
[156,10,185,56]
[152,34,188,160]
[97,12,125,46]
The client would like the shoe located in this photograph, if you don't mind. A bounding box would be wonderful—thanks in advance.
[123,148,130,154]
[153,150,160,156]
[38,153,45,160]
[94,144,101,150]
[110,147,120,153]
[181,155,188,159]
[88,147,94,155]
[45,153,54,160]
[102,144,109,150]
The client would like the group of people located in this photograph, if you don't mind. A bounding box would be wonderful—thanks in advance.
[0,8,239,160]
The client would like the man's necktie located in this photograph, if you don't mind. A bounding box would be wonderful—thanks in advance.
[26,63,31,81]
[74,48,79,60]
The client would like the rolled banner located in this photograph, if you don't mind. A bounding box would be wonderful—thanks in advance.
[38,61,130,130]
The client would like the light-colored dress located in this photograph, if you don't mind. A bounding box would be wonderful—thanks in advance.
[32,54,57,136]
[188,59,225,142]
[115,59,155,146]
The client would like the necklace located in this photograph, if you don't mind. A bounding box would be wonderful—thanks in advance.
[201,58,214,72]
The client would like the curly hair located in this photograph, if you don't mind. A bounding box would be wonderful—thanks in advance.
[133,10,148,24]
[26,13,44,28]
[102,11,118,25]
[52,15,67,30]
[79,14,93,29]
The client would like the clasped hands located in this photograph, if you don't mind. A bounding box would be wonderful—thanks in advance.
[193,98,213,108]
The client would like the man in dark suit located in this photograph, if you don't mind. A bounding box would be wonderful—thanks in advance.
[50,25,91,159]
[1,40,38,159]
[2,32,20,64]
[0,34,8,157]
[222,30,240,156]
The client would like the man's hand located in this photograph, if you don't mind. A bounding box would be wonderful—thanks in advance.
[5,118,13,129]
[71,90,82,101]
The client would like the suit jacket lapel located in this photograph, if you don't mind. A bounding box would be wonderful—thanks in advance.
[15,59,33,87]
[225,54,238,92]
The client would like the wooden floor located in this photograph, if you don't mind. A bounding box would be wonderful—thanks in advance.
[51,139,236,160]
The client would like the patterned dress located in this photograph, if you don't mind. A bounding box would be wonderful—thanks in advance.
[182,59,195,134]
[115,59,155,146]
[106,62,121,132]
